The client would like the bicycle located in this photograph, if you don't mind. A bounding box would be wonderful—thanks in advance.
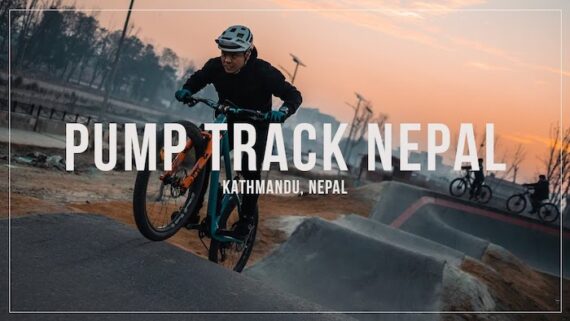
[133,97,267,272]
[506,187,560,223]
[448,166,492,204]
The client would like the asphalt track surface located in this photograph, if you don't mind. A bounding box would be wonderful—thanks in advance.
[369,181,569,278]
[0,213,352,321]
[246,215,501,319]
[334,215,464,266]
[246,217,446,320]
[2,181,566,320]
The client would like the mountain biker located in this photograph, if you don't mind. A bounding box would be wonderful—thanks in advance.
[174,25,302,241]
[523,174,550,213]
[468,158,485,200]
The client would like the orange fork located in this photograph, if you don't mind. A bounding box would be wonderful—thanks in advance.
[160,132,213,191]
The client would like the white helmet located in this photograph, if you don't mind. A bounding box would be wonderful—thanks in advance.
[215,25,253,52]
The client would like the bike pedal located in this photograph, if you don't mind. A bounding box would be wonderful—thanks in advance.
[217,226,252,243]
[216,229,235,237]
[184,215,201,230]
[184,222,201,230]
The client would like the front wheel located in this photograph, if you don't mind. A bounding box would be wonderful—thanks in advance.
[477,185,492,204]
[449,178,468,197]
[208,197,258,272]
[132,121,206,241]
[538,203,560,223]
[506,194,526,214]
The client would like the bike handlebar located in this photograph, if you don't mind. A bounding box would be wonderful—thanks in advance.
[185,97,267,122]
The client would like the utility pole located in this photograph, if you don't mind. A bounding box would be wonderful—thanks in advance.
[102,0,135,115]
[276,53,305,118]
[350,111,387,168]
[278,53,306,84]
[266,53,306,181]
[345,104,374,165]
[289,53,306,83]
[343,92,365,157]
[375,113,389,132]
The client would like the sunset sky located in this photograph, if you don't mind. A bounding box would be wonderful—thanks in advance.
[58,0,569,180]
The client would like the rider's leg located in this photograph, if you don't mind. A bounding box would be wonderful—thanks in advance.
[183,124,213,227]
[232,125,268,240]
[470,178,482,199]
[475,181,483,197]
[239,169,260,220]
[185,165,210,227]
[529,195,540,213]
[469,182,477,199]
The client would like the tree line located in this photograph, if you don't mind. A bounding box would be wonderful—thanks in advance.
[0,0,195,108]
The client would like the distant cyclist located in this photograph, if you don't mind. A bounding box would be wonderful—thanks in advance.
[174,25,302,240]
[467,158,485,200]
[523,174,550,213]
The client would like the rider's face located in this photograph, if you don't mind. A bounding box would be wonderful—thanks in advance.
[220,51,249,74]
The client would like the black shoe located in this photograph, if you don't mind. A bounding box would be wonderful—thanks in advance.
[184,213,201,229]
[218,219,254,242]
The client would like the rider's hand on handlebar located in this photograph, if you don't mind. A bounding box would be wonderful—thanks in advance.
[174,88,196,105]
[264,106,289,123]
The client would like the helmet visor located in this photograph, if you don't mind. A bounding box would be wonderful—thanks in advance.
[215,38,249,52]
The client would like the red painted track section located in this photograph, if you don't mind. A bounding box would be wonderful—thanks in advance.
[390,196,569,239]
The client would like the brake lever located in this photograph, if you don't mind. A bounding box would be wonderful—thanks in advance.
[219,105,238,115]
[223,99,239,108]
[185,98,199,107]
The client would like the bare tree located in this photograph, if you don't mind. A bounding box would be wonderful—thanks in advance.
[477,125,501,161]
[541,124,570,205]
[507,144,526,183]
[476,125,484,156]
[14,0,40,68]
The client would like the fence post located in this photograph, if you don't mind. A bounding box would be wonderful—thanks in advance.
[74,113,79,122]
[29,104,35,115]
[86,116,91,126]
[33,105,41,132]
[62,111,67,121]
[11,101,17,112]
[50,108,55,119]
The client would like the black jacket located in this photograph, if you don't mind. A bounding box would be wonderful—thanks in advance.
[183,47,302,119]
[473,167,484,181]
[526,180,550,200]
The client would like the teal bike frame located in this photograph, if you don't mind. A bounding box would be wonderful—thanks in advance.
[207,112,241,243]
[188,97,265,244]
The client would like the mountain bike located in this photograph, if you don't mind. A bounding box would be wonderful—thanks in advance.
[133,97,266,272]
[449,166,492,204]
[506,187,560,223]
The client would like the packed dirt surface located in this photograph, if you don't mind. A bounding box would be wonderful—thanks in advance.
[0,142,370,265]
[461,251,567,319]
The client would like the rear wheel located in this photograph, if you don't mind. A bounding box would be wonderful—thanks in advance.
[538,203,560,223]
[506,194,526,214]
[208,195,258,272]
[133,121,206,241]
[449,178,468,197]
[477,185,492,204]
